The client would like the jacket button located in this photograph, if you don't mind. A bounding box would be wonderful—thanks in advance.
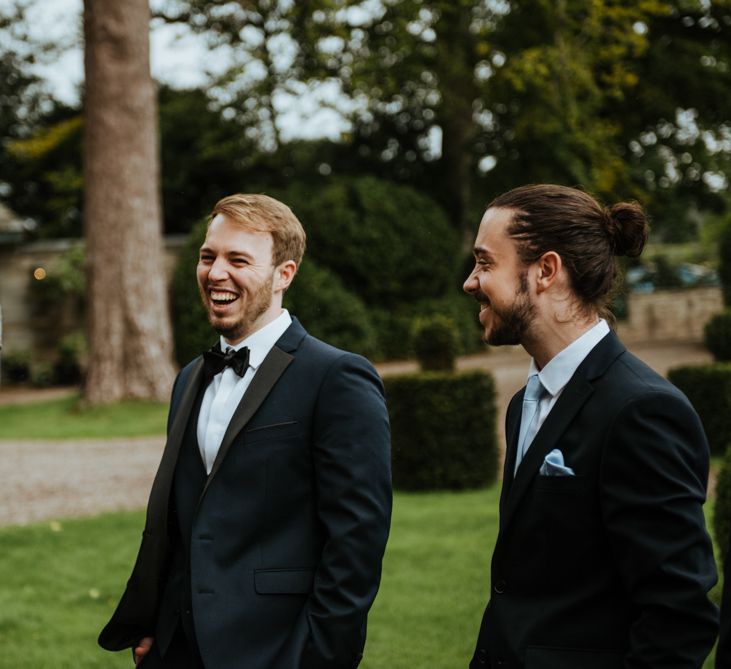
[494,579,506,594]
[475,648,488,665]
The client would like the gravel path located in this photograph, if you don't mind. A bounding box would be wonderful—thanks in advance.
[0,341,713,527]
[0,437,163,526]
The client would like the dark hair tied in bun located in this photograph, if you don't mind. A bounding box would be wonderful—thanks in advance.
[605,202,649,258]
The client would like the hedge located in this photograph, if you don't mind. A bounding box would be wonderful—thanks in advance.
[411,314,461,372]
[667,363,731,456]
[283,260,380,359]
[385,371,498,490]
[278,176,461,309]
[704,310,731,362]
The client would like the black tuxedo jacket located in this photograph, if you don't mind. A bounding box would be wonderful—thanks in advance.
[470,330,718,669]
[99,319,392,669]
[717,536,731,668]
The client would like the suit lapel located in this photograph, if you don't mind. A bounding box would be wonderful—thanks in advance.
[199,318,307,498]
[146,357,205,533]
[500,330,626,531]
[201,345,294,496]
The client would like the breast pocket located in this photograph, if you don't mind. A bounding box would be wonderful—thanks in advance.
[245,420,301,445]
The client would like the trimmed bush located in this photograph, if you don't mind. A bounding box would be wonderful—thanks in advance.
[372,293,484,360]
[704,310,731,362]
[385,371,498,490]
[412,315,461,372]
[284,261,379,358]
[53,332,86,385]
[715,446,731,563]
[667,363,731,456]
[1,350,31,384]
[279,176,461,308]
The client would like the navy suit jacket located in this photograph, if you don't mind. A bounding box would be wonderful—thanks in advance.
[717,536,731,668]
[99,318,392,669]
[470,330,718,669]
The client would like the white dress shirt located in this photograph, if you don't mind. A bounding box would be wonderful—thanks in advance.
[520,318,610,459]
[197,309,292,474]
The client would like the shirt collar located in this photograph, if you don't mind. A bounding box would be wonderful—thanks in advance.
[219,309,292,371]
[528,319,610,397]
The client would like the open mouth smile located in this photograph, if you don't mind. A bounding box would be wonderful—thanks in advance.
[210,290,239,306]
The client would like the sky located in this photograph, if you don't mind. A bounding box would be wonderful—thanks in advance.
[5,0,354,141]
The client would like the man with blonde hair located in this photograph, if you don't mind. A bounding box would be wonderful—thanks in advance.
[99,194,392,669]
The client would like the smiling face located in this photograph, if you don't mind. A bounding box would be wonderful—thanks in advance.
[197,214,286,344]
[463,207,536,346]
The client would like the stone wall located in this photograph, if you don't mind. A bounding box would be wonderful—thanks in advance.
[616,286,724,345]
[0,237,186,358]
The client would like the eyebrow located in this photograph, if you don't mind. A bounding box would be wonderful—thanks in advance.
[199,246,255,260]
[473,246,494,260]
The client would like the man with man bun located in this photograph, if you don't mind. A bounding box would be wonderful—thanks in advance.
[463,184,718,668]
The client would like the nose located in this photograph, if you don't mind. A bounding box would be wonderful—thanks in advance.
[208,257,229,282]
[463,268,478,295]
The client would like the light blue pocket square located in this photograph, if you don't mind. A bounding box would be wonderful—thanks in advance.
[539,449,575,476]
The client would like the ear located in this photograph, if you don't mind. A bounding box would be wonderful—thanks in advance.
[273,260,297,292]
[534,251,562,293]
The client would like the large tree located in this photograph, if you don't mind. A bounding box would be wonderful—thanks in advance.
[83,0,176,403]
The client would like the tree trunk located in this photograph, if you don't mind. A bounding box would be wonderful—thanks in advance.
[434,2,478,246]
[83,0,176,404]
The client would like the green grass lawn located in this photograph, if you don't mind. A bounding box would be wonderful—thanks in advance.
[0,489,498,669]
[0,488,720,669]
[0,395,167,440]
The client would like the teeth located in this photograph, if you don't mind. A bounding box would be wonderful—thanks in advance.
[211,291,237,302]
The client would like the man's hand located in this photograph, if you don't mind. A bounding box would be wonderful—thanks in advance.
[133,637,154,666]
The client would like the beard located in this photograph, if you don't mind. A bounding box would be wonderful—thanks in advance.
[482,272,535,346]
[203,274,274,342]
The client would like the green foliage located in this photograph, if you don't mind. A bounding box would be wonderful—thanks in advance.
[30,361,53,388]
[281,176,460,308]
[704,310,731,362]
[716,446,731,564]
[0,394,167,440]
[386,371,497,490]
[170,219,215,365]
[284,260,380,358]
[721,220,731,307]
[53,331,87,385]
[158,86,259,234]
[371,293,483,361]
[1,349,31,384]
[29,244,86,316]
[411,315,461,372]
[667,363,731,456]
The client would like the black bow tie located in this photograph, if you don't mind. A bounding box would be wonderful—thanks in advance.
[202,344,250,383]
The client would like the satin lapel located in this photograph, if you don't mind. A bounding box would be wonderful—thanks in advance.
[146,358,204,533]
[500,375,594,531]
[499,396,522,522]
[201,345,294,497]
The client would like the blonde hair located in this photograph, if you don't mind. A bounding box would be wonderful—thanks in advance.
[210,193,306,266]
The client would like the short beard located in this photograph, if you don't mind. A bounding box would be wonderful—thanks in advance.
[484,272,535,346]
[206,274,274,342]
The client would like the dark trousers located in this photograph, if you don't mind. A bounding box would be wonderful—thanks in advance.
[138,624,205,669]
